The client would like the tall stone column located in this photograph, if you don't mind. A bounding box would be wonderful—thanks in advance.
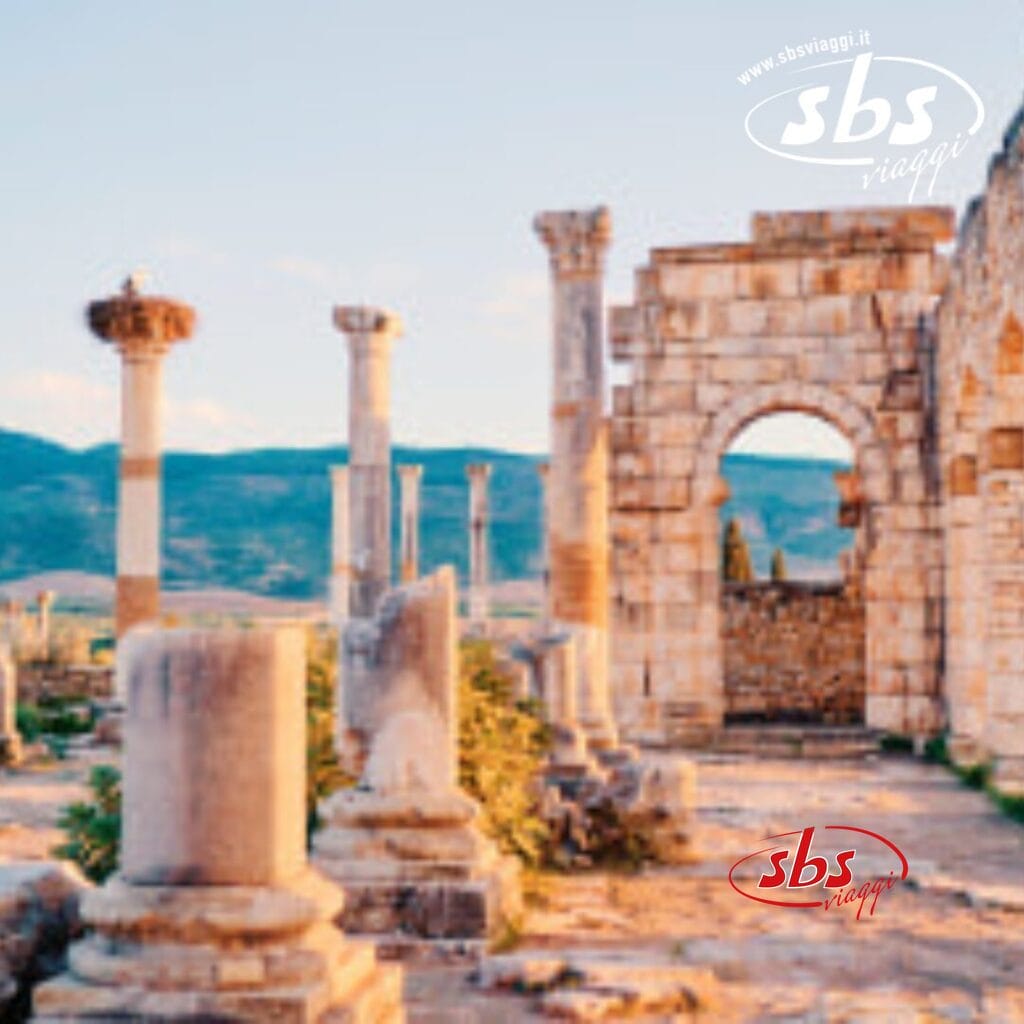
[328,465,350,621]
[466,463,492,631]
[88,283,194,638]
[36,589,55,657]
[398,463,423,583]
[534,207,618,748]
[34,626,404,1021]
[0,645,21,766]
[536,461,551,625]
[333,306,402,618]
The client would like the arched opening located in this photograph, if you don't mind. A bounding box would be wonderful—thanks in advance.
[718,411,866,726]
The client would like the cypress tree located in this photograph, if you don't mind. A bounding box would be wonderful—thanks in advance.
[722,517,754,582]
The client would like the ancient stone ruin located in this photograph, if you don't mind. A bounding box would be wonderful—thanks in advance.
[315,567,521,945]
[33,626,404,1022]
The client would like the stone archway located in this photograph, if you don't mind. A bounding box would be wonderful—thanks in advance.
[693,383,890,732]
[607,207,949,745]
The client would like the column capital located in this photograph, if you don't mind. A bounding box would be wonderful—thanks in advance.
[533,206,611,278]
[87,285,195,359]
[332,306,403,343]
[398,463,424,481]
[466,462,492,482]
[329,464,349,483]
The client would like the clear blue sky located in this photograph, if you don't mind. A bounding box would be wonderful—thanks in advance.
[1,1,1021,456]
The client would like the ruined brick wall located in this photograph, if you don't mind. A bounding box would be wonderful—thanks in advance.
[15,664,114,704]
[608,207,949,745]
[722,582,865,725]
[936,112,1024,793]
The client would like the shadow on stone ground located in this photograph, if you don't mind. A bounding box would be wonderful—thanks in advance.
[4,751,1024,1021]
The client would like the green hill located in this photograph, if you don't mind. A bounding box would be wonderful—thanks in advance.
[0,428,852,598]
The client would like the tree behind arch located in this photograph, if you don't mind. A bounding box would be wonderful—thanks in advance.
[722,517,754,582]
[770,547,787,582]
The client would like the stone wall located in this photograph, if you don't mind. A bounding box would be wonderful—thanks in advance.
[15,663,114,704]
[721,582,865,725]
[608,207,949,744]
[936,111,1024,793]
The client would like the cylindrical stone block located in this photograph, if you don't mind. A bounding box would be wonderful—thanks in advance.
[329,465,351,621]
[0,644,20,764]
[466,463,491,630]
[398,464,423,584]
[120,627,306,887]
[333,307,402,618]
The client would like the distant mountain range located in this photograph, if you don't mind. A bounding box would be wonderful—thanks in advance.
[0,428,852,602]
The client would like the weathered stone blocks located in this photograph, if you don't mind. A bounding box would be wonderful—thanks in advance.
[32,626,404,1023]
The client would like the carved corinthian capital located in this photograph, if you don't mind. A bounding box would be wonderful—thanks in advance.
[533,206,612,278]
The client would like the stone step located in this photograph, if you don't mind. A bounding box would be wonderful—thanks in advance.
[711,725,881,758]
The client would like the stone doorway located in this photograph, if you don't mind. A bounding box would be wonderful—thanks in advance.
[718,412,866,727]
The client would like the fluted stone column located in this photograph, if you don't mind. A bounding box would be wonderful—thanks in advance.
[466,463,492,631]
[34,626,404,1021]
[536,461,551,624]
[333,307,402,619]
[398,464,423,583]
[534,207,618,748]
[88,284,194,639]
[328,465,350,621]
[0,645,20,766]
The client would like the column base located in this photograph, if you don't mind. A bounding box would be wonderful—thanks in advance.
[313,789,521,944]
[32,868,404,1023]
[0,732,22,767]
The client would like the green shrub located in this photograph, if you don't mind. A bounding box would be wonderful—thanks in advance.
[15,704,41,742]
[879,733,915,754]
[458,640,553,866]
[54,764,121,883]
[306,632,354,839]
[922,733,949,764]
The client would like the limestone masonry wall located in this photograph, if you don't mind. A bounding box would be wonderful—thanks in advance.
[608,206,950,744]
[16,663,113,704]
[937,113,1024,794]
[721,582,865,726]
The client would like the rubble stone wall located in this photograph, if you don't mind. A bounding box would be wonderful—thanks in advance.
[15,664,114,704]
[722,582,865,725]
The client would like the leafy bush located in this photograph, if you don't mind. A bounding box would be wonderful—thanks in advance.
[54,764,121,883]
[306,631,354,838]
[458,639,553,866]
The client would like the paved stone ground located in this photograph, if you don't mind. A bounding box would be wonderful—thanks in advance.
[3,750,1023,1021]
[408,753,1024,1022]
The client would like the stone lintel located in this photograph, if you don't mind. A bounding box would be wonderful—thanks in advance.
[752,206,956,244]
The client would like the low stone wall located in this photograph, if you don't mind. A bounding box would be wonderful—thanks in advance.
[722,582,865,725]
[15,663,114,705]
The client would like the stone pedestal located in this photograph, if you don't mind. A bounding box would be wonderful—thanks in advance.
[0,645,21,766]
[88,284,195,639]
[466,463,492,633]
[534,208,618,750]
[397,464,423,584]
[33,627,404,1023]
[334,306,402,619]
[315,567,521,946]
